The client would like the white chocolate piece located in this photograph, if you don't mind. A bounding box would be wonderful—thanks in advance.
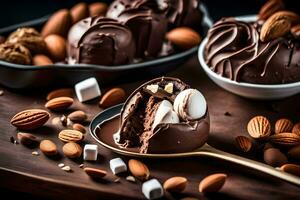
[174,89,207,120]
[83,144,98,161]
[75,77,101,102]
[142,179,163,200]
[109,158,127,174]
[152,100,174,130]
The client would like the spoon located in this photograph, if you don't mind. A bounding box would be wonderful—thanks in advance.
[90,104,300,186]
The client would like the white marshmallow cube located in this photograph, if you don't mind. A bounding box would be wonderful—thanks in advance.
[83,144,98,161]
[75,77,101,102]
[109,158,127,174]
[152,100,179,130]
[142,179,164,200]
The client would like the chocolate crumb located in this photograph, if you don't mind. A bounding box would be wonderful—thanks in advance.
[32,151,39,156]
[224,112,231,116]
[126,175,136,182]
[60,115,68,126]
[114,178,121,183]
[79,164,84,168]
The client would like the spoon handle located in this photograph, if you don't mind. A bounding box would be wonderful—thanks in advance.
[197,144,300,186]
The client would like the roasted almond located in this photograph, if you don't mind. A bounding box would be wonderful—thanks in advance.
[99,88,126,108]
[128,159,150,181]
[41,9,72,38]
[264,148,287,167]
[166,27,201,50]
[68,110,87,123]
[11,109,50,130]
[280,164,300,177]
[70,2,89,24]
[247,116,271,139]
[33,54,53,66]
[89,2,108,17]
[287,145,300,159]
[269,132,300,146]
[291,24,300,38]
[46,88,73,101]
[58,129,83,143]
[275,118,293,134]
[62,142,82,158]
[258,0,284,21]
[199,173,227,193]
[40,139,57,156]
[17,132,39,147]
[235,136,252,152]
[44,34,66,62]
[84,167,107,179]
[292,122,300,135]
[163,176,187,192]
[45,97,74,111]
[72,123,86,133]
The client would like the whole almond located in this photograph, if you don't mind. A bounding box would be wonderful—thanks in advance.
[264,148,287,167]
[247,116,271,139]
[62,142,82,158]
[199,173,227,193]
[84,167,107,179]
[166,27,201,50]
[58,129,83,143]
[275,118,293,134]
[291,24,300,38]
[258,0,284,21]
[280,164,300,177]
[40,139,57,156]
[70,2,89,24]
[89,2,108,17]
[46,88,73,101]
[128,159,150,181]
[33,54,53,66]
[45,97,74,111]
[287,145,300,159]
[99,88,126,108]
[44,34,66,61]
[163,176,187,192]
[72,123,86,133]
[292,122,300,135]
[68,110,87,123]
[269,132,300,146]
[41,9,72,37]
[17,132,39,147]
[11,109,50,130]
[235,136,252,152]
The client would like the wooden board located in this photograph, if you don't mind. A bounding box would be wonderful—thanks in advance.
[0,57,300,200]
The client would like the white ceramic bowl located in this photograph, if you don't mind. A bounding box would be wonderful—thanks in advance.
[198,15,300,100]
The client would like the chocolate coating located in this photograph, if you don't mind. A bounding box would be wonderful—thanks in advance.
[67,17,135,65]
[205,18,300,84]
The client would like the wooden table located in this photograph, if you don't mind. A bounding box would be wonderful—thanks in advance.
[0,57,300,200]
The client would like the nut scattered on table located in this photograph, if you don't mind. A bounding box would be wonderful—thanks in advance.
[99,88,126,108]
[199,173,227,193]
[235,136,252,153]
[275,118,293,134]
[72,123,86,134]
[163,176,187,193]
[45,97,74,111]
[46,88,74,101]
[247,116,271,139]
[128,159,150,181]
[63,142,82,158]
[84,167,107,179]
[68,110,87,123]
[58,129,83,143]
[40,139,58,156]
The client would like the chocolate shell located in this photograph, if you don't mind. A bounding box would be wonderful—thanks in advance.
[117,77,210,154]
[205,18,300,84]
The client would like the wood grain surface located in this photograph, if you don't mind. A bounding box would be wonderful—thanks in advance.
[0,57,300,200]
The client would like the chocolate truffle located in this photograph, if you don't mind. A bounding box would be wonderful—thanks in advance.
[67,16,135,65]
[115,77,209,154]
[205,18,300,84]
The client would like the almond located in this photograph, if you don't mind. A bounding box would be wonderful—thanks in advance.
[235,136,252,152]
[45,97,74,111]
[99,88,126,108]
[258,0,284,21]
[62,142,82,158]
[58,129,83,143]
[163,176,187,192]
[128,159,150,181]
[84,167,107,179]
[264,148,287,167]
[275,118,293,134]
[68,110,87,123]
[166,27,201,50]
[17,132,39,147]
[40,139,58,156]
[280,164,300,177]
[72,123,86,133]
[199,173,227,193]
[33,54,53,66]
[291,24,300,38]
[11,109,50,130]
[269,132,300,146]
[247,116,271,139]
[89,2,108,17]
[292,122,300,135]
[70,2,89,24]
[41,9,72,38]
[46,88,73,101]
[287,145,300,159]
[44,34,66,62]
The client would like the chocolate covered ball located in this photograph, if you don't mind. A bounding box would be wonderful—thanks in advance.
[67,16,135,65]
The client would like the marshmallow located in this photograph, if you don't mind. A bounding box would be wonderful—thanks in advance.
[83,144,98,161]
[152,100,177,129]
[142,179,164,200]
[75,77,101,102]
[109,158,127,174]
[160,110,179,124]
[174,89,207,120]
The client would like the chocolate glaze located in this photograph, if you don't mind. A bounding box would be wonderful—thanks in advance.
[205,18,300,84]
[67,17,135,65]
